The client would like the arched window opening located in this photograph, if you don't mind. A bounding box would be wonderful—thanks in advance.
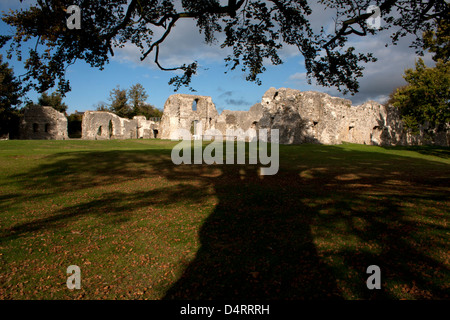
[192,99,198,111]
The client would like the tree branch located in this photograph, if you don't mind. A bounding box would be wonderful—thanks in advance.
[141,15,179,61]
[103,0,139,41]
[153,44,183,71]
[139,0,247,68]
[323,12,373,48]
[323,0,399,48]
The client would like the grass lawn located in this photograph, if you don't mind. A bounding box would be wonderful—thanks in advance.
[0,139,449,300]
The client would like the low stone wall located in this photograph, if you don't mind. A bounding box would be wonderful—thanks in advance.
[82,111,159,140]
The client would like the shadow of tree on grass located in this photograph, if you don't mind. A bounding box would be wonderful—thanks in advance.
[1,144,449,299]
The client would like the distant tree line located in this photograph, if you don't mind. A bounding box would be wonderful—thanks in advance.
[0,60,162,138]
[27,91,69,113]
[96,83,163,120]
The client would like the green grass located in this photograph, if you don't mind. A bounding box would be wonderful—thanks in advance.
[0,139,449,300]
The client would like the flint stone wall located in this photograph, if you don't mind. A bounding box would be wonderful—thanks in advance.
[159,94,218,139]
[258,88,449,146]
[20,105,68,140]
[82,111,159,140]
[159,87,449,146]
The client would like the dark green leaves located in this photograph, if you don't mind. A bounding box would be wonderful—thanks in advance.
[1,0,447,95]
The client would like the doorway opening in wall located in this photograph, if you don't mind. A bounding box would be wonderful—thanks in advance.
[191,120,199,136]
[153,129,158,138]
[44,123,50,133]
[108,120,113,138]
[97,126,102,136]
[348,126,354,140]
[33,123,39,133]
[192,99,198,111]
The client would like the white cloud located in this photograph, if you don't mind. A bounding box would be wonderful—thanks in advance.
[287,30,435,105]
[113,18,230,71]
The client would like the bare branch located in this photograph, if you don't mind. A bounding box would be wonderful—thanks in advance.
[153,45,182,71]
[323,12,373,48]
[141,15,179,61]
[324,0,399,48]
[139,0,248,71]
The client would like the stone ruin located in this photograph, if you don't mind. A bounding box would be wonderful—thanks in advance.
[20,105,68,140]
[159,94,218,139]
[14,88,449,146]
[81,111,160,140]
[158,87,449,146]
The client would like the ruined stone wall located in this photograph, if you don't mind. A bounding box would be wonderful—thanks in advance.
[13,88,449,145]
[258,88,449,146]
[159,94,218,139]
[134,116,160,139]
[215,104,264,136]
[20,105,68,140]
[159,88,449,146]
[82,111,159,140]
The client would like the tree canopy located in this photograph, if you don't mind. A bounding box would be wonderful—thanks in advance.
[37,91,68,113]
[422,19,449,63]
[136,102,163,119]
[387,19,449,134]
[109,85,130,118]
[0,54,23,136]
[102,83,162,119]
[1,0,448,95]
[390,58,449,133]
[128,83,149,115]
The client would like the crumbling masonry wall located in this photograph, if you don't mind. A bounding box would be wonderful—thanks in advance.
[82,111,159,140]
[256,88,449,146]
[27,87,446,145]
[159,88,449,146]
[20,105,68,140]
[159,94,218,139]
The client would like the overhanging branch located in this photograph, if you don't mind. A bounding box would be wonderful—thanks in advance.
[323,0,399,49]
[141,15,179,61]
[103,0,139,42]
[139,0,247,71]
[153,44,183,71]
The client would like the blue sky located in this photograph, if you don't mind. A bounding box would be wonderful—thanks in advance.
[0,1,434,115]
